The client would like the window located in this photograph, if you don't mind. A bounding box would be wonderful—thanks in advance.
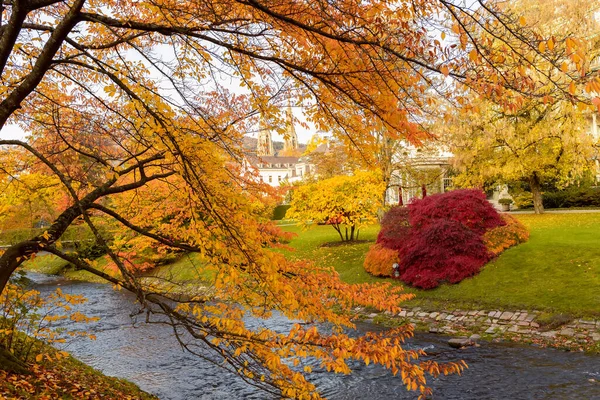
[268,175,272,183]
[443,177,453,192]
[278,176,282,182]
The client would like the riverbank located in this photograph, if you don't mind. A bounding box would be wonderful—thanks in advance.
[21,256,600,356]
[360,305,600,353]
[0,344,157,399]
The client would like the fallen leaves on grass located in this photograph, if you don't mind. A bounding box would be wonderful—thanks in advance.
[0,354,156,400]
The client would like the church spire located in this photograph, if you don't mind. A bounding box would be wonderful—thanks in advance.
[257,115,274,156]
[283,105,298,152]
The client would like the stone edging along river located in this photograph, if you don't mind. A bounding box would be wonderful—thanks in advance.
[27,272,600,400]
[359,306,600,352]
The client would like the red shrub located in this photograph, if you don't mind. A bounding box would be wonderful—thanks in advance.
[363,243,399,277]
[376,206,411,250]
[408,189,505,235]
[483,214,530,256]
[398,220,491,289]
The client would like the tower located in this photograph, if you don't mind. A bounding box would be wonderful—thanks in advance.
[283,105,298,153]
[257,116,274,156]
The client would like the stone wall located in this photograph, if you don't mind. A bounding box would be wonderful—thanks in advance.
[362,307,600,351]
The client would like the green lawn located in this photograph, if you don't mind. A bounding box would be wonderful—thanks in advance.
[20,214,600,318]
[283,214,600,318]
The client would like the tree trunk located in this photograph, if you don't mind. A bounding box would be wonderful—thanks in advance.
[0,243,31,296]
[530,173,544,214]
[332,224,344,241]
[0,345,30,375]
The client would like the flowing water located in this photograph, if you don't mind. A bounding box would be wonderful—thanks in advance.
[26,273,600,400]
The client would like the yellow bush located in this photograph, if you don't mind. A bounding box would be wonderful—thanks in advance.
[363,243,399,277]
[483,214,530,256]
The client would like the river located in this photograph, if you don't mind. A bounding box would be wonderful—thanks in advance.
[26,273,600,399]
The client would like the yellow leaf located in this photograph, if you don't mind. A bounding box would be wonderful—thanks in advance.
[547,37,555,51]
[35,354,43,363]
[519,16,526,27]
[469,49,478,62]
[538,41,546,53]
[561,62,569,73]
[441,32,446,40]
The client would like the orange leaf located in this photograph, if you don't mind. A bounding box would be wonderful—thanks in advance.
[469,49,478,62]
[568,81,576,95]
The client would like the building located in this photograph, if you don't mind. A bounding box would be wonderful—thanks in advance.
[249,106,314,187]
[385,145,454,205]
[253,155,311,186]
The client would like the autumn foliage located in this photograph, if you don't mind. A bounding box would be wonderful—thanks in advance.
[288,171,384,241]
[363,244,400,277]
[483,215,530,256]
[398,220,491,289]
[376,206,411,251]
[364,190,529,288]
[408,189,505,235]
[2,0,587,396]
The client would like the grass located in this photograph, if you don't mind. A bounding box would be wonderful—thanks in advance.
[21,255,113,283]
[282,224,381,284]
[282,214,600,318]
[144,252,214,283]
[21,252,215,288]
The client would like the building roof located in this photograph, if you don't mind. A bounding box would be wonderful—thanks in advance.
[245,154,303,168]
[258,156,300,164]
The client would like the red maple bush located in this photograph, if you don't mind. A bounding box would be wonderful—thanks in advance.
[363,243,399,277]
[408,189,505,235]
[398,220,491,289]
[376,206,411,250]
[364,189,529,289]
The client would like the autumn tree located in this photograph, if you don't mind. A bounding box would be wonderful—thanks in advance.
[304,138,360,180]
[1,0,600,397]
[288,171,383,241]
[444,0,600,214]
[447,99,595,213]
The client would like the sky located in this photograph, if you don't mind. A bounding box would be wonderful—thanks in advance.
[0,124,27,141]
[0,42,318,145]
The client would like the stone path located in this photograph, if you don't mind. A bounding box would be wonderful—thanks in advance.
[364,307,600,350]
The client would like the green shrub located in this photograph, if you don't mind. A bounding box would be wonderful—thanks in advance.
[272,204,291,220]
[543,187,600,209]
[512,192,533,209]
